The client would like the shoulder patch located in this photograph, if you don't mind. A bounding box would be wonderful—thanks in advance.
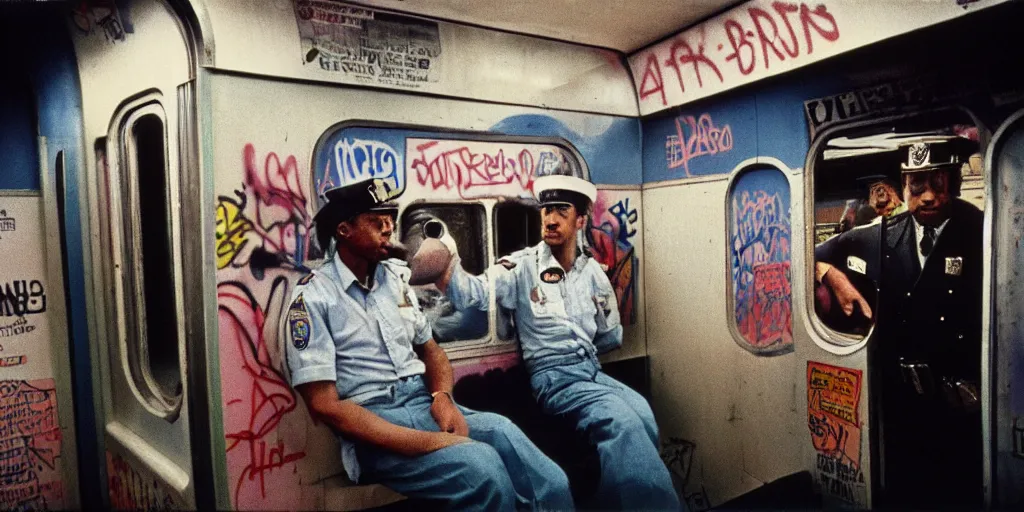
[498,259,517,270]
[381,259,411,282]
[297,273,315,286]
[288,294,311,350]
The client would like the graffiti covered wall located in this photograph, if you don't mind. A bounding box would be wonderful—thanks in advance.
[216,143,333,510]
[590,190,641,326]
[213,101,644,508]
[628,0,1008,115]
[729,168,792,355]
[0,379,64,510]
[106,451,180,510]
[0,197,67,511]
[642,101,757,182]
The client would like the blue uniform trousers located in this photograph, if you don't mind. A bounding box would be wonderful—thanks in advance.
[530,359,683,511]
[355,376,574,510]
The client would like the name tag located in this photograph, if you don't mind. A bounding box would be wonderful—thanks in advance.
[945,257,963,276]
[847,256,867,275]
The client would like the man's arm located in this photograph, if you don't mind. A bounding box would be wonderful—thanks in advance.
[813,231,873,320]
[415,338,454,396]
[286,285,466,457]
[437,256,519,312]
[402,267,469,436]
[414,339,468,436]
[297,382,467,456]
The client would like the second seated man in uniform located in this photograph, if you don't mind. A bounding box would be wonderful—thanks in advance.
[285,178,573,510]
[428,174,682,511]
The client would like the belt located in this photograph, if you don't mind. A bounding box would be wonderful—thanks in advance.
[526,345,600,374]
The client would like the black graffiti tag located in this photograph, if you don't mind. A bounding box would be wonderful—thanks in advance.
[0,281,46,318]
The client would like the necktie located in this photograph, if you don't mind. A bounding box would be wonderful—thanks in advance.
[920,226,936,257]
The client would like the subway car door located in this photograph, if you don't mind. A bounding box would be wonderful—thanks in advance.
[0,5,98,510]
[810,108,988,509]
[989,109,1024,508]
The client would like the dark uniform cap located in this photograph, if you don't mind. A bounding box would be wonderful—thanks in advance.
[899,137,978,174]
[314,178,399,249]
[855,173,901,194]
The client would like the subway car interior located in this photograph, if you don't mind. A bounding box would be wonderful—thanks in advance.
[2,0,1024,510]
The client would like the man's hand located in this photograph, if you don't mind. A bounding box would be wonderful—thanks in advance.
[822,266,873,320]
[429,431,473,451]
[430,393,469,436]
[297,381,468,457]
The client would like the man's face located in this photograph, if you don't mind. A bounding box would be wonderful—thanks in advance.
[541,204,585,248]
[339,212,395,261]
[903,168,954,227]
[869,181,901,217]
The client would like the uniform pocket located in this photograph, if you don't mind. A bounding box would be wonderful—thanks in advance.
[528,282,566,318]
[398,306,418,341]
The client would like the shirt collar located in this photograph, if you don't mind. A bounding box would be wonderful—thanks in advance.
[912,216,950,240]
[332,253,384,292]
[537,241,588,273]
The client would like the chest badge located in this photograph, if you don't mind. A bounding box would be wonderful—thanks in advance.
[540,267,565,284]
[847,256,867,275]
[945,257,963,276]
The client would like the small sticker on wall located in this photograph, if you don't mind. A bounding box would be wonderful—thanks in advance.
[807,362,866,506]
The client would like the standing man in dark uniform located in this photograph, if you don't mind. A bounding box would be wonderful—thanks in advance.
[814,137,984,507]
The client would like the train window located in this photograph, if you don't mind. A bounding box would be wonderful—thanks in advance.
[809,109,984,346]
[118,104,183,417]
[727,165,794,355]
[493,200,541,340]
[401,203,488,343]
[494,201,541,258]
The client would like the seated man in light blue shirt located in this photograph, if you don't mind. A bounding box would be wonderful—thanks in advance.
[285,178,572,510]
[428,174,682,510]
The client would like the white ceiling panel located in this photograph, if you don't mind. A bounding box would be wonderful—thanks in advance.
[354,0,740,52]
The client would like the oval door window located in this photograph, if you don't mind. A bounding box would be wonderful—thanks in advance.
[728,166,793,355]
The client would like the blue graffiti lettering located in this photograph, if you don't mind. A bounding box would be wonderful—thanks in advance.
[333,138,404,195]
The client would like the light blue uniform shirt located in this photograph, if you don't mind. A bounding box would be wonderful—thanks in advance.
[447,242,623,374]
[285,253,432,481]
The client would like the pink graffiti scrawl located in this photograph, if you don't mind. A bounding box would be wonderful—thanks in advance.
[219,280,306,506]
[242,143,312,264]
[666,113,734,176]
[0,379,65,510]
[589,193,640,325]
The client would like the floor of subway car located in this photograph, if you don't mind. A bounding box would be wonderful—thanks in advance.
[712,471,820,511]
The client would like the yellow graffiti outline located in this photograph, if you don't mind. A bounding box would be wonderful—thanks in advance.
[216,198,253,269]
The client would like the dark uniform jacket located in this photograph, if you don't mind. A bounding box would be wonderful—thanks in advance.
[814,198,983,383]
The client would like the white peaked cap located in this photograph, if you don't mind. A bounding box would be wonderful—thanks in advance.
[533,174,597,205]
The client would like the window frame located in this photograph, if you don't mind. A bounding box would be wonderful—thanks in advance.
[802,106,986,355]
[310,121,590,359]
[108,97,184,420]
[399,199,492,348]
[723,159,797,357]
